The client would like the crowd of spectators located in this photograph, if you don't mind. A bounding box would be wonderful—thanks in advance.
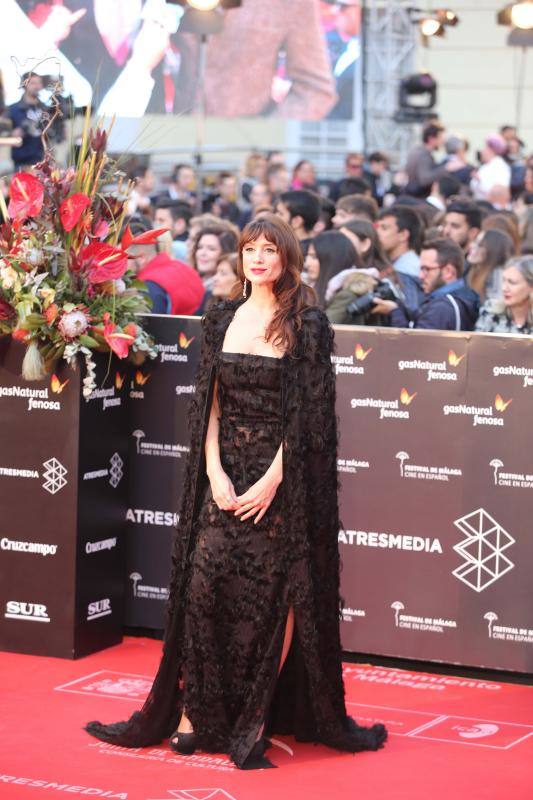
[2,112,533,335]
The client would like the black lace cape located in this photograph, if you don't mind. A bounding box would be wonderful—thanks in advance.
[86,300,387,765]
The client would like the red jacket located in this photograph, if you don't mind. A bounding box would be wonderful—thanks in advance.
[138,253,204,316]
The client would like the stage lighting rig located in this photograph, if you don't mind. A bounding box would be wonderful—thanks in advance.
[408,7,459,41]
[167,0,243,8]
[396,71,438,122]
[420,17,445,37]
[497,1,533,29]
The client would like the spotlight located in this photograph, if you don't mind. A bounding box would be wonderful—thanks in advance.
[497,2,533,29]
[398,72,438,122]
[511,0,533,28]
[436,8,459,26]
[187,0,220,9]
[420,17,445,37]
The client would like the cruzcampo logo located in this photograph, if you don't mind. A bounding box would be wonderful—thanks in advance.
[355,343,372,362]
[400,388,417,406]
[179,332,195,349]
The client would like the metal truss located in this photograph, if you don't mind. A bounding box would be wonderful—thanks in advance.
[363,0,418,165]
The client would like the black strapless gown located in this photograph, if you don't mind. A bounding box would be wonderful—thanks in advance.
[86,347,387,767]
[182,352,289,763]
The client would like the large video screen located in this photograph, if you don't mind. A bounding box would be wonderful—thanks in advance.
[1,0,361,121]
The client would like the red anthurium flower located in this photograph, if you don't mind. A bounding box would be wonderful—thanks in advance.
[81,241,129,284]
[0,297,15,320]
[7,173,45,220]
[92,219,110,239]
[60,193,91,232]
[102,313,134,359]
[121,225,168,251]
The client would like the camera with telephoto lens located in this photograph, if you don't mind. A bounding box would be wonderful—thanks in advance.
[346,278,397,318]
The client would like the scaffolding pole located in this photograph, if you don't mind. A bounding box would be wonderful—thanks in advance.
[363,0,417,166]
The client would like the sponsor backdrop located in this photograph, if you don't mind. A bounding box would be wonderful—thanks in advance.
[125,315,199,628]
[335,326,533,674]
[0,339,128,658]
[125,319,533,674]
[3,318,533,672]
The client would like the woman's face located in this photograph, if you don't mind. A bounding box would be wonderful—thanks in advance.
[502,266,531,309]
[295,161,315,186]
[304,245,320,282]
[212,260,237,298]
[195,234,222,275]
[241,235,283,289]
[468,233,485,265]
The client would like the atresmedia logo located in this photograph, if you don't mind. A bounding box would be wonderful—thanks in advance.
[453,509,514,592]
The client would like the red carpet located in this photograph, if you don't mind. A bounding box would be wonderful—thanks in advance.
[1,637,531,800]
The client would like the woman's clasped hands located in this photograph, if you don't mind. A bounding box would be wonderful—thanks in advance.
[208,466,282,524]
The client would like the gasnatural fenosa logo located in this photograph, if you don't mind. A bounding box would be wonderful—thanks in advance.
[355,343,372,361]
[179,332,195,349]
[50,374,69,394]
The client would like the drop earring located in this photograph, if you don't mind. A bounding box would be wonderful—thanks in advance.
[242,279,247,299]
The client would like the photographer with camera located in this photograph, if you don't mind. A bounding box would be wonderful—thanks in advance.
[326,218,410,325]
[372,239,480,331]
[7,72,46,170]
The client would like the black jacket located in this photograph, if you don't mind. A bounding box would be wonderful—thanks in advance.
[391,279,480,331]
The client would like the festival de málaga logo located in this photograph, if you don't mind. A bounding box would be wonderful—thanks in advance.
[115,372,125,390]
[489,457,533,489]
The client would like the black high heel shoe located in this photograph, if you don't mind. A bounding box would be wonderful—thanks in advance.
[240,738,276,770]
[169,730,197,755]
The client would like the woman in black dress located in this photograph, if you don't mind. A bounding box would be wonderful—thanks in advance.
[86,214,387,769]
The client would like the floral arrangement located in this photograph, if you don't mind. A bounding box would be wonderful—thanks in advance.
[0,115,164,398]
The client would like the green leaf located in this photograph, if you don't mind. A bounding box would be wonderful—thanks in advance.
[78,334,99,348]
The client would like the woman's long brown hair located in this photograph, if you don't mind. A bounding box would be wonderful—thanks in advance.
[467,229,515,300]
[231,214,316,354]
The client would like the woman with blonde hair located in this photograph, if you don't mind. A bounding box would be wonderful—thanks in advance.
[475,255,533,334]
